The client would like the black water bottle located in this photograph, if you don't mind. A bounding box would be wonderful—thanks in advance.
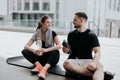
[62,40,68,48]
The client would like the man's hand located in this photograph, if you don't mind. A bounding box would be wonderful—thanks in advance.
[62,40,70,54]
[87,61,97,72]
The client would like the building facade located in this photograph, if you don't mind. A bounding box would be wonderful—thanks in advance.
[8,0,58,20]
[6,0,58,27]
[0,0,120,37]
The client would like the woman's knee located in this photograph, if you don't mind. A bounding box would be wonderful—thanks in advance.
[53,50,60,55]
[21,49,26,55]
[48,50,60,66]
[51,50,60,59]
[21,49,30,56]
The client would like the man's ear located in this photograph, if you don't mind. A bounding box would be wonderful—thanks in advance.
[80,18,83,23]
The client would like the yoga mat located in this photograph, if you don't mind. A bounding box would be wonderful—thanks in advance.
[6,56,92,80]
[7,56,114,80]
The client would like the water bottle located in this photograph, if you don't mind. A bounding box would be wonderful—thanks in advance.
[36,37,42,56]
[62,40,71,53]
[62,40,69,48]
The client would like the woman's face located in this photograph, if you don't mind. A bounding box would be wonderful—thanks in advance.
[42,18,51,29]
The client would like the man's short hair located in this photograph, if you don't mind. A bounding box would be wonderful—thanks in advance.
[75,12,88,21]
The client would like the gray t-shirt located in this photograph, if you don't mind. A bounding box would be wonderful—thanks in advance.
[31,30,57,48]
[31,32,37,41]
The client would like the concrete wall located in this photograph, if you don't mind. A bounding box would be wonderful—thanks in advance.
[59,0,88,22]
[0,0,7,16]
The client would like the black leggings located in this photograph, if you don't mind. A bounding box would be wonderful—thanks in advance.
[21,49,60,67]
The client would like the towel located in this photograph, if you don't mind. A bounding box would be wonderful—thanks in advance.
[36,28,54,47]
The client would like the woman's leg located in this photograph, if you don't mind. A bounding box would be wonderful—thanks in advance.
[21,49,37,64]
[47,50,60,67]
[22,49,47,74]
[38,50,60,79]
[22,49,47,64]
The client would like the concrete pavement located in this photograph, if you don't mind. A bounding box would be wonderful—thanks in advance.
[0,30,120,80]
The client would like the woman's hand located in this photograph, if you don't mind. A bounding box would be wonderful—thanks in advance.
[38,48,48,53]
[33,50,41,56]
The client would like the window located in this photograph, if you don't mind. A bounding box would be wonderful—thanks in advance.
[42,2,50,11]
[20,14,26,20]
[56,1,59,19]
[17,0,22,10]
[109,0,112,10]
[33,2,39,10]
[117,0,120,11]
[34,14,41,20]
[25,2,30,10]
[13,13,19,20]
[42,0,50,11]
[12,0,16,11]
[28,14,34,20]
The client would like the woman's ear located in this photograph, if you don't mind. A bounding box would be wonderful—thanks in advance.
[41,22,43,25]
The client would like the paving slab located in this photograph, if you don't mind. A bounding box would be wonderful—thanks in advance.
[0,57,76,80]
[0,30,120,80]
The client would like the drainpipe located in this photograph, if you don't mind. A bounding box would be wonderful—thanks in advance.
[118,28,120,38]
[109,22,112,38]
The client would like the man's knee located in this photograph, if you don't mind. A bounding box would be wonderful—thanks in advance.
[97,62,104,70]
[92,63,104,80]
[63,60,71,70]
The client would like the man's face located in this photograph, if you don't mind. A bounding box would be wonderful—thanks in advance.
[73,15,81,28]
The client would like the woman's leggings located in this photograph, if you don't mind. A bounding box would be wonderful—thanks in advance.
[21,49,60,67]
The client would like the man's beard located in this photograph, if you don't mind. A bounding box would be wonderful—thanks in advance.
[74,25,81,28]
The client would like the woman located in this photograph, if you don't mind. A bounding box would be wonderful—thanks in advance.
[21,15,61,79]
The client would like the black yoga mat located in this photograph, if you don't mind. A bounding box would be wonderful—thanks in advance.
[6,56,114,80]
[6,56,66,75]
[6,56,92,80]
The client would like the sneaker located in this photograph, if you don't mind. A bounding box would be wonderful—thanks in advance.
[38,67,47,79]
[30,62,43,75]
[104,71,115,80]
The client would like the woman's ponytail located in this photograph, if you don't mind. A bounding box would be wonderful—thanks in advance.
[36,22,42,31]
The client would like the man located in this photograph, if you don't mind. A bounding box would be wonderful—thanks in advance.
[62,12,104,80]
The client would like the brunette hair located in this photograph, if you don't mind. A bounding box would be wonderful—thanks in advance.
[36,15,50,31]
[75,12,88,21]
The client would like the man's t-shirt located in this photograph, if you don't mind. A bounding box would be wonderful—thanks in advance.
[68,29,100,59]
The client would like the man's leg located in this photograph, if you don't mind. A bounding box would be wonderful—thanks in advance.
[93,63,104,80]
[63,59,93,76]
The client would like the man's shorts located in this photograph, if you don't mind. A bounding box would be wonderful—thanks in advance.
[68,59,93,70]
